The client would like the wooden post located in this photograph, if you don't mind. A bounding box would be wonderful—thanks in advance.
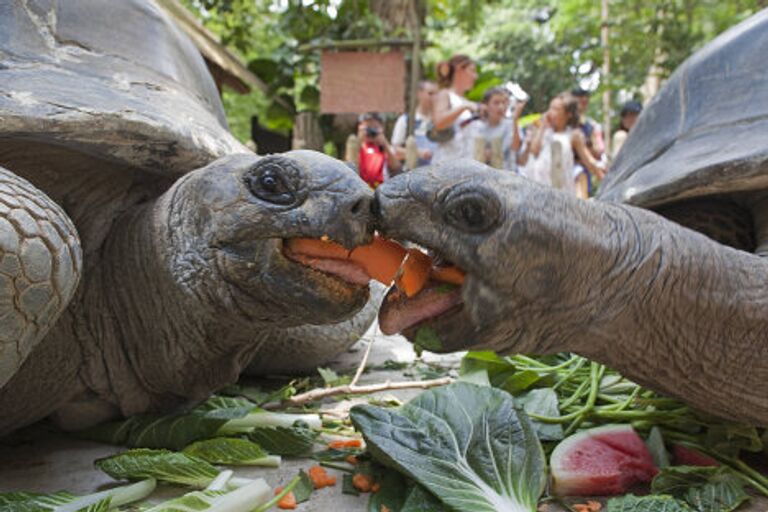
[601,0,611,157]
[406,0,421,137]
[405,135,418,169]
[345,134,360,166]
[490,137,504,169]
[293,112,323,151]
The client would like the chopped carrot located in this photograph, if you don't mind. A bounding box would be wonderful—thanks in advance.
[308,465,336,488]
[287,235,466,295]
[352,473,375,493]
[371,482,381,493]
[349,235,407,284]
[328,439,363,449]
[274,487,297,510]
[381,506,391,512]
[395,248,432,297]
[345,455,359,465]
[431,265,465,285]
[573,501,602,512]
[286,238,351,260]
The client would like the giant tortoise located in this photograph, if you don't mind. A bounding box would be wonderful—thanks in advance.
[0,0,379,435]
[373,9,768,425]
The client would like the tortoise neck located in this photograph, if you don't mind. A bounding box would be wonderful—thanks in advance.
[96,188,264,415]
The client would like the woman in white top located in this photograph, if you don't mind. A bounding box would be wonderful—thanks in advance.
[523,91,605,196]
[430,55,481,164]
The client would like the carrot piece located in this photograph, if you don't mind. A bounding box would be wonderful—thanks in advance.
[381,506,391,512]
[308,465,336,489]
[328,439,363,449]
[345,455,359,465]
[395,248,432,297]
[285,238,350,260]
[371,482,381,493]
[352,473,375,493]
[274,487,297,510]
[430,265,465,285]
[349,235,407,284]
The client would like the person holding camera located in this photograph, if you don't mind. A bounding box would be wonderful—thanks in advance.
[357,112,402,188]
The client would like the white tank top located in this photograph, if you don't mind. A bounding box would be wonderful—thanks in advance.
[431,90,476,164]
[522,128,577,195]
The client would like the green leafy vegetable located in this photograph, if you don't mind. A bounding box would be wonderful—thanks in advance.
[291,471,314,504]
[413,326,443,354]
[342,474,360,496]
[400,485,448,511]
[0,479,155,512]
[515,388,563,441]
[646,427,671,469]
[651,466,750,512]
[95,449,219,488]
[317,367,351,387]
[247,423,318,456]
[144,478,271,512]
[182,438,280,467]
[605,494,691,511]
[351,382,546,512]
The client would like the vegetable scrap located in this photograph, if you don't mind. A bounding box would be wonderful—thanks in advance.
[285,235,465,295]
[351,473,376,493]
[275,487,297,510]
[307,465,337,489]
[327,439,362,449]
[572,501,601,512]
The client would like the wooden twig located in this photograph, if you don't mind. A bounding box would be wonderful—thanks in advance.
[282,377,453,408]
[349,339,374,387]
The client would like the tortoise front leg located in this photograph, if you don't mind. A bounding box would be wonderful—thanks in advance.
[0,167,82,388]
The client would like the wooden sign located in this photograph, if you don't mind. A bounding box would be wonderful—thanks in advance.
[320,51,406,114]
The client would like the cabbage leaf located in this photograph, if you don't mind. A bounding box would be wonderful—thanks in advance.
[350,382,546,512]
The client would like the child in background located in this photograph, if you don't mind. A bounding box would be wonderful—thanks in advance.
[475,87,525,172]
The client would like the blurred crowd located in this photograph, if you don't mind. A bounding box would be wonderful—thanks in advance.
[350,54,643,198]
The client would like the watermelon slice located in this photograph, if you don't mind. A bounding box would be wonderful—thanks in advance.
[550,424,658,496]
[672,444,719,467]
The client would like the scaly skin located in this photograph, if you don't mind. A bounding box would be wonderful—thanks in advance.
[0,151,375,435]
[0,168,81,388]
[375,161,768,425]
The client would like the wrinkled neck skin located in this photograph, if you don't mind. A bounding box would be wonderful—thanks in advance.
[480,188,768,425]
[91,178,267,416]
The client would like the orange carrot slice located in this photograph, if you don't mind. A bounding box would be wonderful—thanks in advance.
[395,249,432,297]
[286,238,351,260]
[275,487,297,510]
[308,465,336,488]
[352,473,375,493]
[431,265,465,285]
[349,236,407,284]
[328,439,363,449]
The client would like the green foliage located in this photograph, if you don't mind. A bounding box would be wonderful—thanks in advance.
[95,449,219,488]
[182,438,280,466]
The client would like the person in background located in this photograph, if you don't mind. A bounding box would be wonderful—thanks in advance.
[524,91,605,196]
[391,80,439,168]
[430,54,482,163]
[611,100,643,159]
[571,87,605,160]
[475,86,526,172]
[356,112,401,188]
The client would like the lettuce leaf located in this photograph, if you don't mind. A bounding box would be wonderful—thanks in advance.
[605,494,692,511]
[0,479,155,512]
[651,466,750,512]
[182,438,280,467]
[95,449,219,488]
[351,382,546,512]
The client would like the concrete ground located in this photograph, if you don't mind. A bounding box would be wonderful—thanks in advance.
[1,326,766,511]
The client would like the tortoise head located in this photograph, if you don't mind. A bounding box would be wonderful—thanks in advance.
[162,151,375,327]
[374,159,591,355]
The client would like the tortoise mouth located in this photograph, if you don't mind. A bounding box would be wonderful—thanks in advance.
[379,280,464,336]
[281,239,370,288]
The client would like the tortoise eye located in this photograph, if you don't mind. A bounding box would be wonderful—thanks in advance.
[244,156,306,207]
[442,189,501,234]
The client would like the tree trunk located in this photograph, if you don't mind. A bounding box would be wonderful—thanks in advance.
[292,112,324,151]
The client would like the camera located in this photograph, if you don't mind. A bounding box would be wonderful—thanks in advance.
[365,126,381,138]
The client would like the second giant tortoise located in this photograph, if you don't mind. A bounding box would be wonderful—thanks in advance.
[373,10,768,425]
[0,0,379,435]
